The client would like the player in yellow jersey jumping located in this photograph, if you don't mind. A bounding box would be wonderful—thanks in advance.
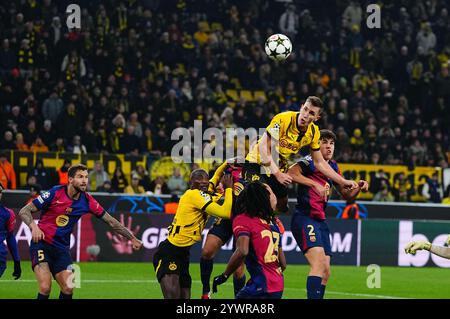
[244,96,358,213]
[153,164,234,299]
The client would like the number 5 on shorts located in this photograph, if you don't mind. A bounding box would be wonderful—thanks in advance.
[38,250,45,262]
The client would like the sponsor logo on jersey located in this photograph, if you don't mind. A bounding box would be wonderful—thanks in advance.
[169,262,177,271]
[56,215,70,227]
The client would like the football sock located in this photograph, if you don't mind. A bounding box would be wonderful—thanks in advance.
[306,276,322,299]
[37,293,49,300]
[320,284,326,299]
[200,257,214,294]
[59,292,73,300]
[233,274,246,296]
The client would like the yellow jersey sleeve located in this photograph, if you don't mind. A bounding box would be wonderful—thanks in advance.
[189,189,214,211]
[310,123,321,151]
[208,161,228,192]
[266,113,285,140]
[204,188,233,219]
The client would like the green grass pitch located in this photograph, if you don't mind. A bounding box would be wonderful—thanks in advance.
[0,261,449,299]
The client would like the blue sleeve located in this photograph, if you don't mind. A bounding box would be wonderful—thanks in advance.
[6,232,20,262]
[298,156,314,175]
[32,187,57,210]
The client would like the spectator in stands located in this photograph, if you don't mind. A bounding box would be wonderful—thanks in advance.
[111,167,128,193]
[15,133,29,151]
[0,131,15,150]
[39,120,56,148]
[67,135,87,154]
[148,176,170,195]
[0,152,16,189]
[167,167,187,195]
[57,159,71,185]
[30,137,49,153]
[124,174,145,195]
[131,165,151,191]
[422,172,443,203]
[42,91,64,125]
[97,180,114,193]
[279,4,299,41]
[342,0,362,30]
[27,159,53,190]
[373,184,395,202]
[88,161,110,191]
[393,172,413,202]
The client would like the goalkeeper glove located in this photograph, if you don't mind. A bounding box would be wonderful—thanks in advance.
[12,261,21,280]
[445,234,450,247]
[404,241,431,255]
[212,273,229,293]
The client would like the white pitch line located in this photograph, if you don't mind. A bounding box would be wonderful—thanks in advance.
[0,279,412,299]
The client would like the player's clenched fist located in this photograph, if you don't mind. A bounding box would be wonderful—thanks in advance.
[212,273,229,293]
[132,238,143,250]
[31,224,45,243]
[404,241,431,255]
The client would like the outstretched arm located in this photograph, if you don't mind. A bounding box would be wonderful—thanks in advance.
[311,150,358,189]
[101,212,142,250]
[288,163,328,200]
[405,241,450,259]
[18,203,44,243]
[337,180,369,201]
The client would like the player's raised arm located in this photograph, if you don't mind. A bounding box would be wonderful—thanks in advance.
[208,161,229,192]
[259,132,292,186]
[203,174,234,219]
[18,203,44,243]
[288,162,328,201]
[311,149,357,189]
[101,212,143,250]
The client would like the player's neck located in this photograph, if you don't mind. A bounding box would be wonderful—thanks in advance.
[67,185,81,200]
[297,120,309,132]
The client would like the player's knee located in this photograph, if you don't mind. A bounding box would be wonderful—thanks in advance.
[201,247,216,260]
[61,287,73,295]
[39,283,52,295]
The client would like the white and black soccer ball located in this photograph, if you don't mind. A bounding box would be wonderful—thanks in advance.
[264,34,292,61]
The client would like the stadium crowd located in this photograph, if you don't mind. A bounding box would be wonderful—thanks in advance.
[0,0,449,202]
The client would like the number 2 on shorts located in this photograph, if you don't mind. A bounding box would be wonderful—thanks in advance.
[307,225,315,236]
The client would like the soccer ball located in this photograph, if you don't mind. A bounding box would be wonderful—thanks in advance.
[265,34,292,61]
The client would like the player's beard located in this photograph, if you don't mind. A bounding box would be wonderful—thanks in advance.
[73,184,86,193]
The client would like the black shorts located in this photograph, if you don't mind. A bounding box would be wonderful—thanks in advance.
[152,239,192,288]
[208,218,233,244]
[30,241,73,277]
[242,162,288,198]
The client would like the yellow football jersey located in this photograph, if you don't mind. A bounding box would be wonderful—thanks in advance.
[246,111,321,172]
[167,161,233,247]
